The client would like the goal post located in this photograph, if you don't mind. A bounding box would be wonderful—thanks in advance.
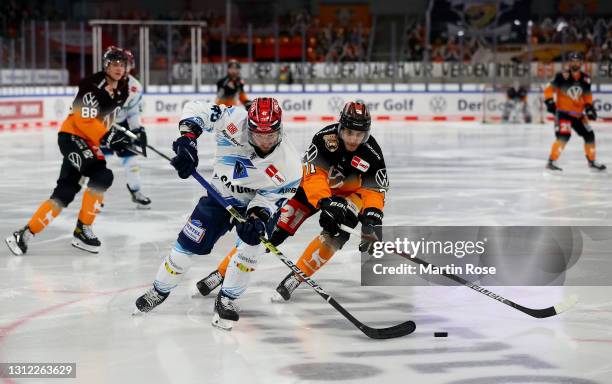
[481,82,546,124]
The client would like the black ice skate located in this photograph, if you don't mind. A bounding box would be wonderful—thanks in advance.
[546,159,563,172]
[133,287,169,314]
[71,220,101,253]
[588,159,606,172]
[127,184,151,209]
[212,291,240,330]
[194,270,224,297]
[272,272,302,302]
[5,226,33,256]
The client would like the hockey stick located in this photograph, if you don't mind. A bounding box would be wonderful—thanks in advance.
[116,124,416,339]
[339,224,578,319]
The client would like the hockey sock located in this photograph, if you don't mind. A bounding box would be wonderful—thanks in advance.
[122,156,141,191]
[153,243,194,293]
[549,140,567,161]
[295,235,336,277]
[217,246,238,277]
[220,243,262,299]
[584,143,596,161]
[78,188,104,225]
[27,199,63,234]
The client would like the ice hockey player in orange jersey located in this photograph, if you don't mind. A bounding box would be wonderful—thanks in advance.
[5,47,135,255]
[544,51,605,172]
[193,101,389,301]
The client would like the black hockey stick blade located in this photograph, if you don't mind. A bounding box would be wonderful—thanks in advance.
[360,320,417,339]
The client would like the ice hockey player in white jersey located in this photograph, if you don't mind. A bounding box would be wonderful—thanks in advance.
[101,48,152,208]
[134,97,303,330]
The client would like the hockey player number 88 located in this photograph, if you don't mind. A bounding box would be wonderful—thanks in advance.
[81,107,98,118]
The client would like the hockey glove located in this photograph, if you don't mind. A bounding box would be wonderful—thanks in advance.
[171,135,199,179]
[132,126,148,157]
[101,126,132,152]
[585,104,597,121]
[235,216,266,246]
[318,196,348,236]
[358,208,383,256]
[545,99,556,114]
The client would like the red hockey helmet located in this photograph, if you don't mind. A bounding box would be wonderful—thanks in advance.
[247,97,283,153]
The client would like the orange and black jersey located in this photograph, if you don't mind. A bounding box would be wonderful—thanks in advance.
[216,75,249,106]
[60,71,129,146]
[544,71,593,117]
[302,124,388,212]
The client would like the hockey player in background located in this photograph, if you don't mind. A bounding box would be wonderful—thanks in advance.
[544,52,605,172]
[215,59,252,109]
[101,48,152,208]
[133,98,303,330]
[5,47,134,255]
[194,101,389,302]
[502,82,532,123]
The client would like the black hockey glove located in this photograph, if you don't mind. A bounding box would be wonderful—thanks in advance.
[318,196,347,236]
[544,99,556,114]
[243,99,253,111]
[235,211,267,246]
[585,104,597,121]
[101,126,132,152]
[132,126,148,157]
[171,135,198,179]
[358,208,383,256]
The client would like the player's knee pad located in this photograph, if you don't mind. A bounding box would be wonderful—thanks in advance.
[50,179,82,207]
[581,130,595,144]
[556,119,572,136]
[154,244,194,293]
[221,242,263,299]
[88,167,114,191]
[555,132,571,143]
[177,197,234,255]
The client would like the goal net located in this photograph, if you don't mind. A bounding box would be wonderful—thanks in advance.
[481,83,546,124]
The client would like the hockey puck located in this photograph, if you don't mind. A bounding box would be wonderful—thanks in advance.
[434,332,448,337]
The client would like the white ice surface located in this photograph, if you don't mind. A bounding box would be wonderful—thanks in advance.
[1,122,611,384]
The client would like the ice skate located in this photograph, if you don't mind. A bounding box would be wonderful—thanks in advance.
[194,270,224,297]
[133,287,169,315]
[72,220,101,253]
[5,226,33,256]
[272,272,302,302]
[127,184,151,209]
[212,292,239,330]
[588,159,606,172]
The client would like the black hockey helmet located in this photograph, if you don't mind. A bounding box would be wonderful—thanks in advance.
[568,51,584,61]
[228,59,241,69]
[103,46,129,69]
[338,101,371,143]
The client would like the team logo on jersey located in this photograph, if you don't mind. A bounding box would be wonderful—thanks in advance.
[375,168,389,189]
[323,134,339,152]
[328,165,346,189]
[182,219,206,243]
[351,156,370,172]
[82,92,99,108]
[566,85,583,101]
[233,160,249,179]
[265,164,286,186]
[226,123,238,135]
[68,152,82,170]
[305,143,318,162]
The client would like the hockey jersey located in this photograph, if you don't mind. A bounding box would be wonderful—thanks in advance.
[544,71,593,117]
[303,124,388,212]
[180,100,303,214]
[216,75,249,106]
[60,71,129,146]
[116,74,143,129]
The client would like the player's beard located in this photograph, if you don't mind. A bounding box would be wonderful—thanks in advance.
[570,64,581,72]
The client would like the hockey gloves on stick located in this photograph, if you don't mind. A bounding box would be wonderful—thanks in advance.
[318,196,347,236]
[171,135,199,179]
[234,206,270,246]
[585,104,597,121]
[102,126,132,152]
[132,126,148,157]
[358,208,383,256]
[544,99,556,114]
